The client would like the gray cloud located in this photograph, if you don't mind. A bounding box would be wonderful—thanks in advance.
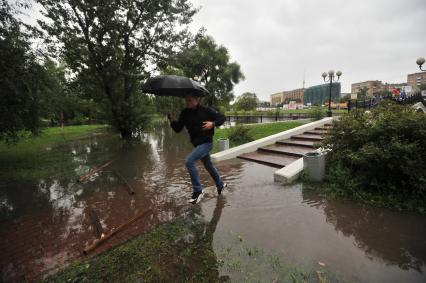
[23,0,426,101]
[190,0,426,100]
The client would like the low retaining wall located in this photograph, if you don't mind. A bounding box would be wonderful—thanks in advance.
[211,117,333,162]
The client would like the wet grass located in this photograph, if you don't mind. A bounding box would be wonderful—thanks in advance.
[0,125,109,181]
[212,121,304,153]
[44,212,342,283]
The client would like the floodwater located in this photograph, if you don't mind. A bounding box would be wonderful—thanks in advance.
[0,125,425,282]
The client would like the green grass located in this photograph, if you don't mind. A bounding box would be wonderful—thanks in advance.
[212,121,304,153]
[0,125,108,181]
[44,213,341,283]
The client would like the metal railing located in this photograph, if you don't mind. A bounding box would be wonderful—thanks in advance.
[347,92,425,111]
[225,113,310,123]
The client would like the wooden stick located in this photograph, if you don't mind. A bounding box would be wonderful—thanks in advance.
[78,160,113,182]
[87,209,103,238]
[114,170,135,195]
[83,209,152,255]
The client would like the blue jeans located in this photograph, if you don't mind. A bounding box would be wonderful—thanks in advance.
[185,142,224,193]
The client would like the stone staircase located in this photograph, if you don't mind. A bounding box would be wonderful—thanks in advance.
[237,124,332,167]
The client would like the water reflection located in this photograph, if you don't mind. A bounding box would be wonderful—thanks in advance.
[177,196,229,282]
[0,125,244,282]
[302,191,426,272]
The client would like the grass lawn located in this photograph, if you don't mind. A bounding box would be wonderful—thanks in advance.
[0,125,108,181]
[212,121,304,153]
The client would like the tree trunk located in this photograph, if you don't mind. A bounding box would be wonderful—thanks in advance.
[119,127,132,139]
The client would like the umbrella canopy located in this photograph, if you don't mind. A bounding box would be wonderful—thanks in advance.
[143,75,209,97]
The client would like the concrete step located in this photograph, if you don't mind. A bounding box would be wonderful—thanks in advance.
[314,127,331,131]
[258,144,313,157]
[276,139,316,148]
[304,130,328,136]
[291,134,324,142]
[238,151,299,168]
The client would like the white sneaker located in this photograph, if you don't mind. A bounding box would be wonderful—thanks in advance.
[188,191,204,204]
[217,182,228,195]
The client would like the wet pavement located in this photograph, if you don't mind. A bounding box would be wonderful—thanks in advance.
[1,125,426,282]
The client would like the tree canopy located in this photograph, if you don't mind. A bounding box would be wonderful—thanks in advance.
[165,35,244,108]
[233,92,258,111]
[0,0,45,142]
[357,86,368,100]
[37,0,197,138]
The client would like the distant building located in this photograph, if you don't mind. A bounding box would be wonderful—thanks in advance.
[351,80,383,97]
[304,83,341,105]
[270,92,284,106]
[270,88,304,106]
[282,88,304,104]
[407,72,426,91]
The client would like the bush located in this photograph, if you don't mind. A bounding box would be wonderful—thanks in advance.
[227,124,254,145]
[320,102,426,212]
[308,107,325,120]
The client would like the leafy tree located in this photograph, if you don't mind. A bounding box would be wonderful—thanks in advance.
[165,35,244,108]
[233,92,258,111]
[258,101,271,108]
[37,0,197,138]
[419,83,426,91]
[0,0,45,142]
[378,89,392,98]
[41,58,102,126]
[357,86,368,100]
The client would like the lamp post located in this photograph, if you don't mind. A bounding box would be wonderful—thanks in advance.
[322,69,342,117]
[416,57,426,72]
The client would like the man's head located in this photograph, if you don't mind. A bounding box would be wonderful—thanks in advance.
[185,95,199,109]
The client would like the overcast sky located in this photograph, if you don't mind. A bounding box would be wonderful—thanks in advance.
[189,0,426,100]
[24,0,426,101]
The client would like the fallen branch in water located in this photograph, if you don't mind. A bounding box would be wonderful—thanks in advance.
[114,170,135,195]
[78,160,113,182]
[83,208,152,255]
[87,209,103,238]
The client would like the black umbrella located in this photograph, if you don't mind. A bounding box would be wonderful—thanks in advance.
[143,75,209,97]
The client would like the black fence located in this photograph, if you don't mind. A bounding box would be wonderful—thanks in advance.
[348,92,425,111]
[225,113,310,124]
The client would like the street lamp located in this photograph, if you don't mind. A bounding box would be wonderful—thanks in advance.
[416,57,426,72]
[322,69,342,117]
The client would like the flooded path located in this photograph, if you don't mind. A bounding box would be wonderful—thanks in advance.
[1,125,425,282]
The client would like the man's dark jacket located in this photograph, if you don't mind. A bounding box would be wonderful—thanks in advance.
[170,105,226,146]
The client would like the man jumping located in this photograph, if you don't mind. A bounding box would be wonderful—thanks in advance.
[168,95,227,204]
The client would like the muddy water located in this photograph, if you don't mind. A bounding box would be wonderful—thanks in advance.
[0,126,243,282]
[200,162,426,283]
[1,125,425,282]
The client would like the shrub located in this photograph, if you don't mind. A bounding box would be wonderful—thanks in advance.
[320,102,426,211]
[227,124,254,145]
[308,107,325,120]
